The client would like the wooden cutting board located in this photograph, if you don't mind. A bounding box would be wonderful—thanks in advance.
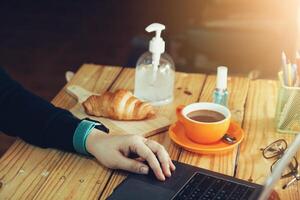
[65,85,170,137]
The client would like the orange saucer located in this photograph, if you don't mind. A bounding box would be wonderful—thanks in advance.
[169,121,244,154]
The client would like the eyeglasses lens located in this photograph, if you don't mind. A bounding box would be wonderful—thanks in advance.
[263,140,287,159]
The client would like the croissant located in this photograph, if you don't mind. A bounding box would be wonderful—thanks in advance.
[82,89,155,120]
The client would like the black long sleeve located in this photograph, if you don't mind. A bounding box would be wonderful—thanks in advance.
[0,67,81,152]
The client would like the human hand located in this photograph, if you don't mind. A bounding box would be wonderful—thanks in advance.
[85,129,176,181]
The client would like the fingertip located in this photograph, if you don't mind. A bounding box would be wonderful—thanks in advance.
[162,163,171,178]
[164,170,171,178]
[159,175,166,181]
[155,169,166,181]
[169,160,176,171]
[167,168,172,177]
[171,164,176,171]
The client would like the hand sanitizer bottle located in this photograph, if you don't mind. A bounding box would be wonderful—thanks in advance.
[213,66,229,107]
[134,23,175,105]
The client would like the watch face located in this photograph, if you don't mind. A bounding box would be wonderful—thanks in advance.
[84,118,109,133]
[95,124,109,134]
[84,117,100,124]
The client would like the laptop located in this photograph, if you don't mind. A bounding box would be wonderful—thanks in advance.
[108,134,300,200]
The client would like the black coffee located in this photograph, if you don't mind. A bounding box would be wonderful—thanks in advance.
[187,110,225,123]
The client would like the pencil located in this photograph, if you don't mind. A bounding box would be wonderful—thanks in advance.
[287,63,292,86]
[282,51,288,86]
[296,51,300,77]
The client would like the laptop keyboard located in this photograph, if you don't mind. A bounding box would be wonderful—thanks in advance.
[172,172,255,200]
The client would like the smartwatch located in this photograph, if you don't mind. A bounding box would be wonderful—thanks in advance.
[83,118,109,134]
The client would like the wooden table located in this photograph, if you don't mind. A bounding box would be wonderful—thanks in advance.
[0,64,299,199]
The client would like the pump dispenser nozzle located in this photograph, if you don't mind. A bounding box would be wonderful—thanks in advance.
[145,23,166,81]
[146,23,165,55]
[146,23,165,40]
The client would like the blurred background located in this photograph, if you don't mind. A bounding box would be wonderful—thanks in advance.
[0,0,300,157]
[0,0,299,100]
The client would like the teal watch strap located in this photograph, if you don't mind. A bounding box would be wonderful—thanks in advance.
[73,120,96,155]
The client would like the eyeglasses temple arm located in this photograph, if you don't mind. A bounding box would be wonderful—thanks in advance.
[259,133,300,200]
[282,174,300,189]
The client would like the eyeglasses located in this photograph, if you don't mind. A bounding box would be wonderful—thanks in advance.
[261,139,300,189]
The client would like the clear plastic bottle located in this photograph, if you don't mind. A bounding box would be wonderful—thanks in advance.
[134,23,175,105]
[135,52,175,105]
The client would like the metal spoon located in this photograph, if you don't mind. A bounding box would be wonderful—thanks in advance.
[222,134,237,144]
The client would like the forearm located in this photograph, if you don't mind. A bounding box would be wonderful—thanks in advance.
[0,67,80,152]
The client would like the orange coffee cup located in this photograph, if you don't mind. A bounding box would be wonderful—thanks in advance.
[176,102,231,144]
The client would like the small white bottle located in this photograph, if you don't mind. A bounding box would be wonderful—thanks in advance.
[213,66,229,107]
[134,23,175,105]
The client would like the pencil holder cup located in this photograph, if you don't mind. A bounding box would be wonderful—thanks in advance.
[275,71,300,134]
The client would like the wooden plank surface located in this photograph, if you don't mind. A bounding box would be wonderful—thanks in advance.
[27,65,124,200]
[178,75,250,176]
[1,64,299,199]
[0,64,123,199]
[236,79,300,199]
[99,68,207,199]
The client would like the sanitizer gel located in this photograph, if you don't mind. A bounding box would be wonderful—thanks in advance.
[134,23,175,105]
